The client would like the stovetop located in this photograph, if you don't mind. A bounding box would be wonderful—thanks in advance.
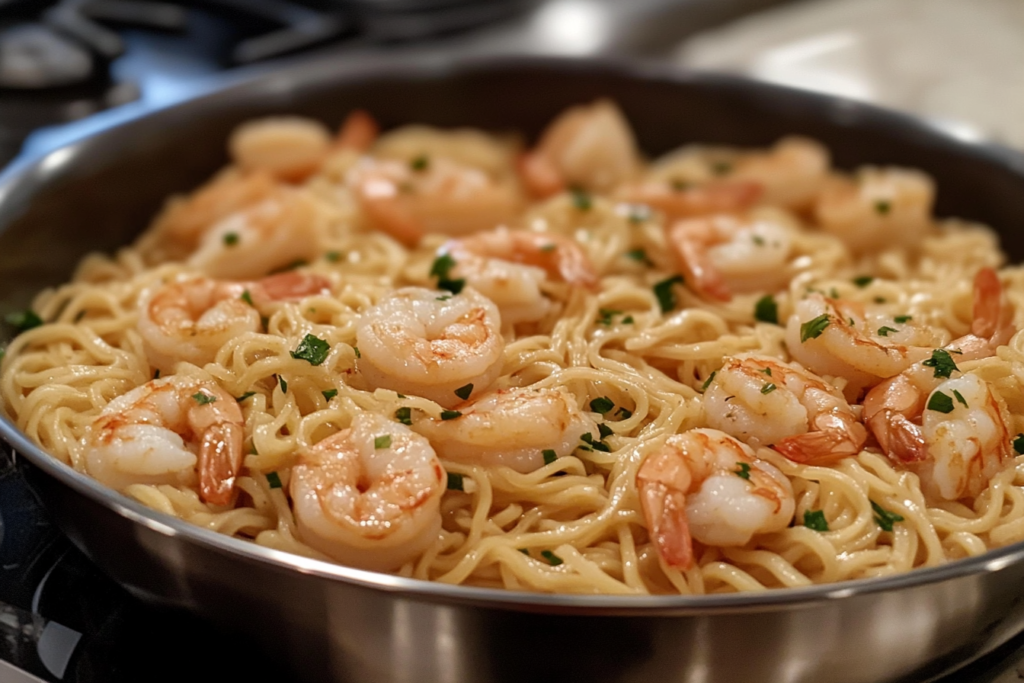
[3,1,1024,681]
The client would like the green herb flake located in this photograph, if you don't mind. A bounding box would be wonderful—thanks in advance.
[760,367,772,376]
[654,275,685,313]
[952,389,968,408]
[430,254,456,280]
[290,333,331,366]
[5,310,42,332]
[374,434,392,449]
[191,392,216,405]
[540,243,557,253]
[853,276,874,288]
[590,396,615,414]
[1014,434,1024,455]
[710,160,733,175]
[701,371,717,393]
[542,449,558,466]
[760,383,777,395]
[223,231,240,246]
[803,510,829,532]
[927,391,954,414]
[922,349,958,379]
[322,389,338,401]
[800,314,831,342]
[541,550,564,566]
[616,407,632,420]
[874,297,886,304]
[325,250,342,263]
[237,391,256,402]
[735,462,752,480]
[440,410,462,420]
[571,188,592,211]
[752,235,766,246]
[240,289,254,306]
[353,346,361,359]
[454,383,474,401]
[875,199,892,215]
[410,155,429,171]
[277,375,288,393]
[153,369,161,379]
[871,500,904,532]
[438,278,465,294]
[436,295,452,302]
[625,248,651,265]
[394,406,412,425]
[266,471,283,489]
[598,423,614,439]
[877,326,898,337]
[754,295,778,325]
[894,315,912,324]
[446,472,464,491]
[670,178,690,191]
[622,315,634,324]
[597,308,623,326]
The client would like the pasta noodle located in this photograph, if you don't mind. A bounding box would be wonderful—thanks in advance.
[5,100,1024,596]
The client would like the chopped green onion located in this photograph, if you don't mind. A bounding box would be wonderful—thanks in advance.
[877,326,898,337]
[266,472,282,489]
[922,349,958,379]
[153,369,161,379]
[395,406,412,425]
[322,389,338,401]
[734,462,751,480]
[701,371,717,392]
[621,315,634,324]
[454,383,473,401]
[191,392,216,405]
[430,254,456,280]
[436,295,452,301]
[803,510,829,532]
[710,160,733,175]
[542,449,557,465]
[653,275,685,313]
[754,295,778,325]
[597,308,622,326]
[440,410,462,420]
[438,278,465,294]
[598,423,614,439]
[446,472,464,491]
[927,391,954,414]
[626,248,652,265]
[871,500,904,531]
[374,434,392,449]
[353,346,361,359]
[800,314,830,342]
[290,333,330,366]
[590,396,614,414]
[760,383,777,395]
[752,235,766,246]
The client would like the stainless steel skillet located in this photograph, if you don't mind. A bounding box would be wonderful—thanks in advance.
[3,56,1024,683]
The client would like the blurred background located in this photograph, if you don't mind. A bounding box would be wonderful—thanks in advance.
[2,1,1024,682]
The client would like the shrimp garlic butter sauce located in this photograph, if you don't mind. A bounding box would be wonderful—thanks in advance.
[5,100,1024,595]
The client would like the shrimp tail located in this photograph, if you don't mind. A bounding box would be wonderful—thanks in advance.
[336,110,379,152]
[254,272,332,302]
[667,220,732,302]
[971,267,1015,346]
[862,375,928,464]
[198,422,244,506]
[518,151,565,199]
[637,450,695,569]
[773,412,867,464]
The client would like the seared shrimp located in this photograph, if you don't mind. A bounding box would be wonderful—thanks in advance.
[729,137,830,211]
[412,387,598,472]
[520,99,639,197]
[355,287,504,408]
[438,228,598,325]
[616,179,762,222]
[350,156,521,247]
[139,272,331,372]
[229,116,332,182]
[83,375,244,506]
[636,428,794,570]
[186,188,327,279]
[290,412,445,571]
[666,213,794,301]
[704,355,867,464]
[814,167,935,254]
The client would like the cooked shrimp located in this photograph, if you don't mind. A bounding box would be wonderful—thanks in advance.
[666,212,794,301]
[520,99,639,197]
[350,156,521,247]
[412,386,598,472]
[83,375,244,506]
[729,136,830,211]
[335,109,379,152]
[636,428,794,570]
[814,167,935,254]
[229,116,332,182]
[704,355,867,464]
[438,227,597,325]
[139,272,331,372]
[290,411,445,571]
[186,187,326,279]
[615,179,762,221]
[355,286,504,408]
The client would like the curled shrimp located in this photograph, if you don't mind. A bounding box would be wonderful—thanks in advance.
[229,116,332,182]
[704,354,867,464]
[290,412,445,571]
[666,212,794,301]
[412,386,598,473]
[335,109,379,152]
[138,272,331,373]
[636,428,794,570]
[519,99,639,197]
[186,187,327,280]
[350,156,521,247]
[729,136,830,211]
[438,227,598,325]
[615,179,762,222]
[814,167,935,254]
[355,286,504,408]
[83,375,244,506]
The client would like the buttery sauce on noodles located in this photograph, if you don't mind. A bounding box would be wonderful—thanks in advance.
[5,101,1024,596]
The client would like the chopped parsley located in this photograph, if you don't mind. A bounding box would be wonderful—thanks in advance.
[192,392,216,405]
[277,375,288,393]
[5,310,42,332]
[454,383,474,401]
[571,188,592,211]
[874,297,886,304]
[670,178,690,191]
[754,295,778,324]
[325,250,342,263]
[803,510,829,532]
[622,315,634,324]
[760,383,777,395]
[353,346,361,359]
[395,406,412,425]
[800,314,830,342]
[440,410,462,420]
[237,391,256,402]
[266,472,283,489]
[590,396,615,414]
[874,199,892,215]
[374,434,392,449]
[615,407,632,420]
[952,389,968,408]
[894,315,912,324]
[438,278,465,294]
[625,248,652,265]
[735,462,752,480]
[877,326,898,337]
[322,389,338,401]
[223,231,240,246]
[752,235,766,246]
[701,371,717,392]
[597,308,623,326]
[927,391,954,414]
[761,367,772,376]
[853,276,874,288]
[436,295,452,302]
[542,449,557,466]
[240,289,254,306]
[430,254,456,280]
[290,333,330,366]
[922,349,958,379]
[1014,434,1024,455]
[580,432,611,452]
[540,243,557,253]
[654,275,685,313]
[540,550,563,566]
[446,472,464,491]
[710,160,733,175]
[871,500,904,532]
[598,423,614,439]
[410,154,429,171]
